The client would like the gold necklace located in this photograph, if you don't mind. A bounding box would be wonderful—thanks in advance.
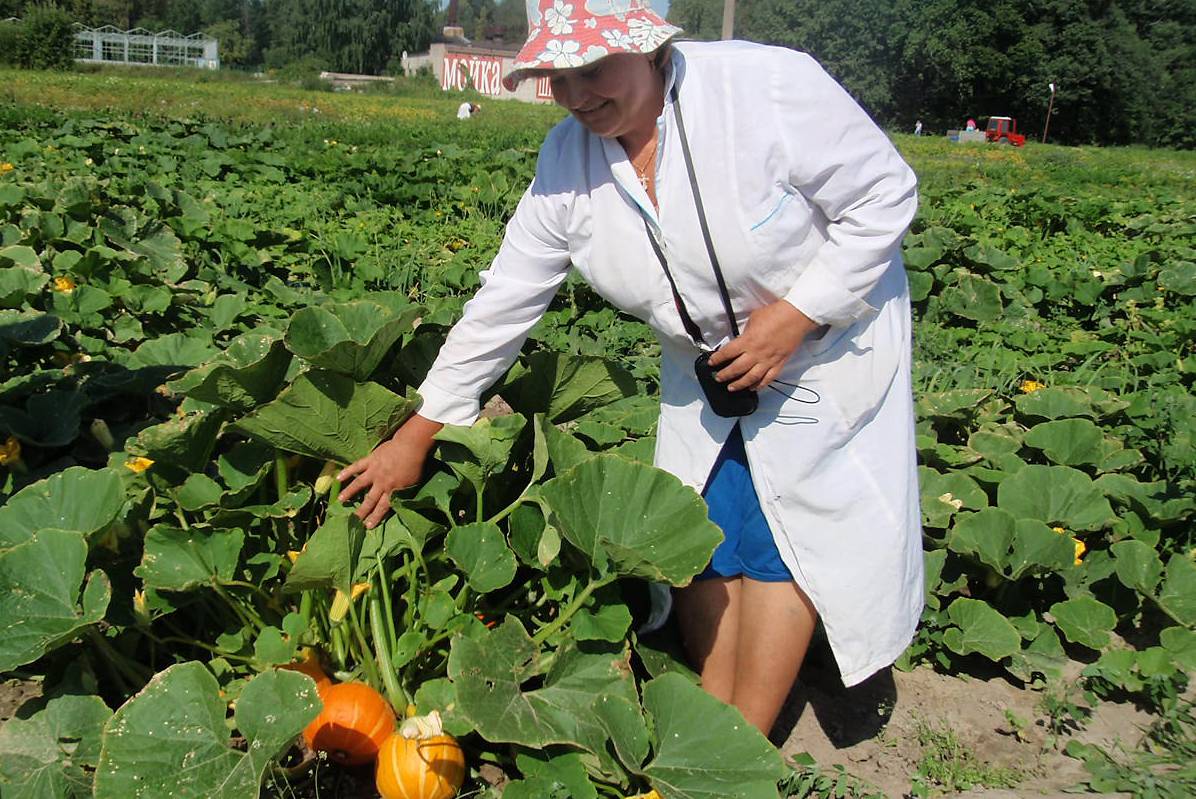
[630,134,659,190]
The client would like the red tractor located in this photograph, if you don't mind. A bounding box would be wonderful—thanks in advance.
[985,116,1026,146]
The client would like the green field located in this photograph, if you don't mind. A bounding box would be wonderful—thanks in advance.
[0,69,1193,798]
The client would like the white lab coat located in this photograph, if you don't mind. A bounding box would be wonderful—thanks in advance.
[418,40,924,687]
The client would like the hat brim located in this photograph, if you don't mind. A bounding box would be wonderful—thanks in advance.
[502,8,682,92]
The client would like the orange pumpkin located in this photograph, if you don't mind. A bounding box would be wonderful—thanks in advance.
[280,648,332,696]
[375,711,465,799]
[303,682,395,766]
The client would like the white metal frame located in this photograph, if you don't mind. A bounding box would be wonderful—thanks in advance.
[71,24,219,69]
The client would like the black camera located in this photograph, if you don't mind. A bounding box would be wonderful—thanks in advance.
[694,351,758,418]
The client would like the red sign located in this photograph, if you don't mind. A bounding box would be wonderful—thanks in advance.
[442,54,504,96]
[535,76,554,101]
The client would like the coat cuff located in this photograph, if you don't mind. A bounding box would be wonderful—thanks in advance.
[415,380,480,427]
[784,260,878,328]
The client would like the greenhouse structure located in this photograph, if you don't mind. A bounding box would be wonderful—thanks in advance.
[72,24,219,69]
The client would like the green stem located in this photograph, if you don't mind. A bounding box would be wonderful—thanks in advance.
[212,582,264,632]
[87,628,153,685]
[375,554,398,655]
[531,574,617,647]
[298,590,314,642]
[474,481,484,524]
[173,507,190,530]
[487,491,531,527]
[369,569,409,710]
[330,622,348,671]
[346,593,382,688]
[220,579,277,608]
[274,451,289,501]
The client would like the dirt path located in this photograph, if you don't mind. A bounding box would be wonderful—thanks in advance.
[775,654,1151,798]
[2,663,1155,798]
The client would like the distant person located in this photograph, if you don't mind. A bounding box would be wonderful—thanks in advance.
[965,118,977,131]
[914,120,923,136]
[457,101,481,120]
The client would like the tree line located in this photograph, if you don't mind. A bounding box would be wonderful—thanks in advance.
[2,0,1193,147]
[670,0,1196,148]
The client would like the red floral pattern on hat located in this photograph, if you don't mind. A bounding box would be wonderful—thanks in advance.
[503,0,682,91]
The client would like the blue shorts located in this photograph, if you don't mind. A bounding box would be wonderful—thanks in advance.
[695,426,793,583]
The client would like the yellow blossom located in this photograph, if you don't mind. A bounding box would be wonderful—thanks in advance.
[1019,379,1045,393]
[125,456,154,474]
[132,589,152,625]
[286,549,303,564]
[1052,526,1066,534]
[329,582,371,622]
[53,275,76,293]
[626,792,662,799]
[1073,538,1086,566]
[0,162,13,173]
[0,436,22,466]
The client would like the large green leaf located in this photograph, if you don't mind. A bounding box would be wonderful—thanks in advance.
[127,332,217,370]
[284,510,365,595]
[134,526,245,592]
[434,413,527,492]
[0,390,88,448]
[948,508,1073,579]
[0,266,47,306]
[1023,419,1104,466]
[445,521,518,593]
[284,300,418,380]
[0,694,112,799]
[1013,387,1094,420]
[1156,555,1196,627]
[0,310,62,345]
[941,598,1021,661]
[499,352,639,424]
[940,273,1003,322]
[638,673,786,799]
[0,466,124,549]
[1110,539,1165,594]
[919,467,988,528]
[996,465,1115,530]
[168,330,292,412]
[0,529,111,672]
[1049,596,1117,650]
[447,618,638,776]
[539,454,722,584]
[133,409,226,473]
[234,371,417,463]
[93,664,321,799]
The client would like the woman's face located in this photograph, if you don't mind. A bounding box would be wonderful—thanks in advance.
[543,53,663,139]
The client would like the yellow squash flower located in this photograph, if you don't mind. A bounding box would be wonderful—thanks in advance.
[52,275,77,293]
[0,436,22,466]
[125,456,154,474]
[0,162,13,173]
[1073,538,1086,566]
[1019,379,1045,393]
[329,582,371,622]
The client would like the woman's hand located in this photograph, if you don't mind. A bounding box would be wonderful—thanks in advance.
[707,300,820,392]
[337,414,444,529]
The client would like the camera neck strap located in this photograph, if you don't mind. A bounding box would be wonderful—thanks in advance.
[641,84,740,348]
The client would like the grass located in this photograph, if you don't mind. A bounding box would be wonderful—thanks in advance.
[910,717,1022,796]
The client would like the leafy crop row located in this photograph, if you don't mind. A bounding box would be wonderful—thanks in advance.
[0,87,1193,798]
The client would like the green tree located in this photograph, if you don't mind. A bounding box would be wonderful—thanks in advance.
[667,0,723,41]
[205,17,251,65]
[16,3,76,69]
[738,0,898,117]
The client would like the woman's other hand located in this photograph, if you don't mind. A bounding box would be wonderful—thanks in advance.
[707,300,819,392]
[337,414,444,529]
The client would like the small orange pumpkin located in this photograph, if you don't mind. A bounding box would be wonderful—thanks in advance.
[279,648,332,696]
[303,682,395,766]
[375,711,465,799]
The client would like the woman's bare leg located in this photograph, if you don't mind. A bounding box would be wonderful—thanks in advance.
[732,578,818,735]
[673,577,740,703]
